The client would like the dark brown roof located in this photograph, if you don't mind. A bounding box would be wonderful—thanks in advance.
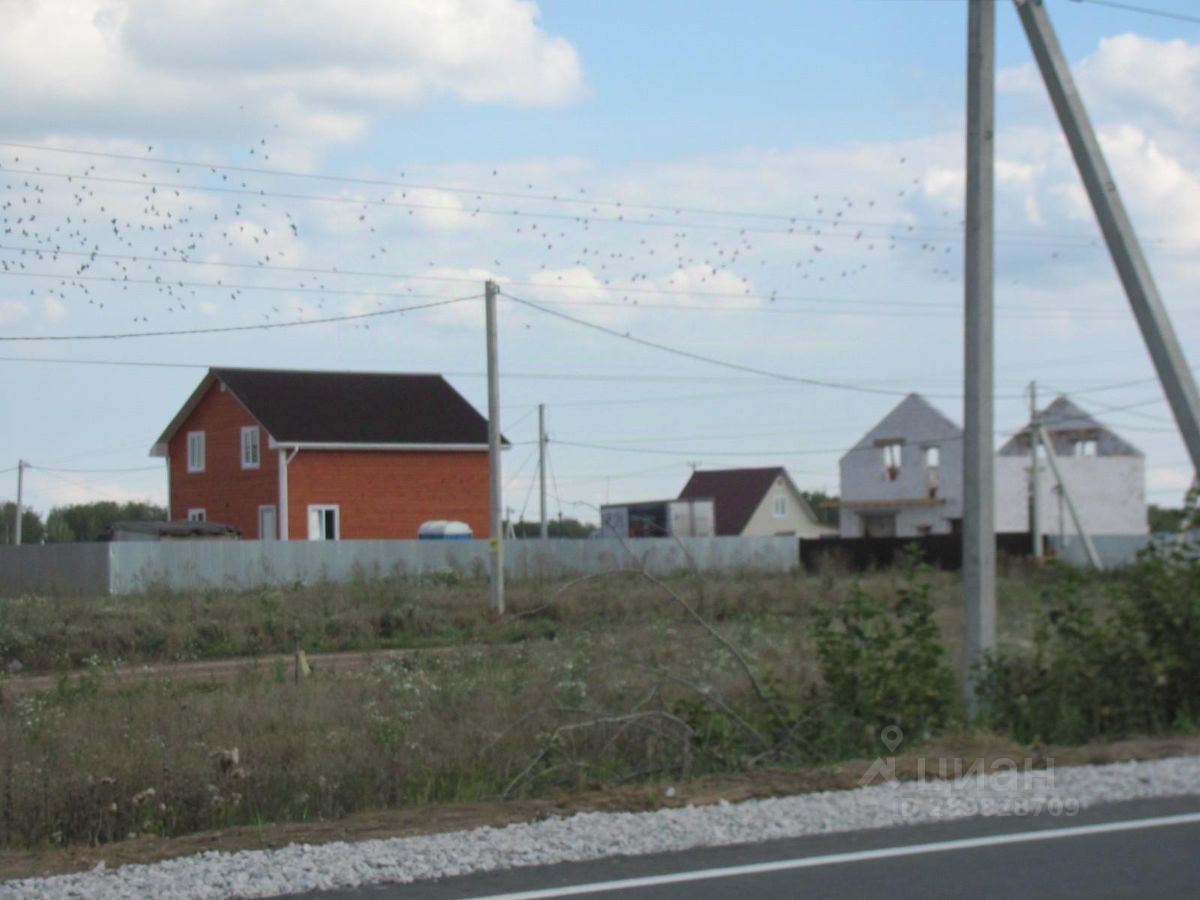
[678,467,790,536]
[154,368,495,451]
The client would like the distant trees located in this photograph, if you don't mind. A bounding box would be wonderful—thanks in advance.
[0,502,46,545]
[511,517,597,539]
[800,490,839,528]
[44,501,167,543]
[1148,504,1189,534]
[1,500,167,544]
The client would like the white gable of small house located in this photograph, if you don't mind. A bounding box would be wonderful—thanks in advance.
[741,470,833,538]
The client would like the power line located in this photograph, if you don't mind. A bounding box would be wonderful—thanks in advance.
[503,289,950,398]
[524,295,1184,322]
[5,139,1179,248]
[1068,0,1200,25]
[0,295,477,342]
[9,242,1190,318]
[28,463,162,474]
[4,259,1156,321]
[1,269,481,304]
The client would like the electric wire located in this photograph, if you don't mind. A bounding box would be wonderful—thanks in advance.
[0,294,477,341]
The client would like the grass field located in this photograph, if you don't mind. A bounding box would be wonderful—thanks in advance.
[0,558,1193,854]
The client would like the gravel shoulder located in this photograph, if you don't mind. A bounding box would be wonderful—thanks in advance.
[3,733,1198,891]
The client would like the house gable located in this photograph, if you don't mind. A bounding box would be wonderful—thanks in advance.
[153,367,496,456]
[998,395,1142,458]
[679,466,824,536]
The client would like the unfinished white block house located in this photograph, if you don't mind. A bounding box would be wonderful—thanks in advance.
[837,394,963,538]
[995,395,1148,538]
[838,393,1147,539]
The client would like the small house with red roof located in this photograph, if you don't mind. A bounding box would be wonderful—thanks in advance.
[678,466,832,538]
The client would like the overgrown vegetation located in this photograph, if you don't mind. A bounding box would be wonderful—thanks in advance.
[0,548,1197,852]
[979,540,1200,745]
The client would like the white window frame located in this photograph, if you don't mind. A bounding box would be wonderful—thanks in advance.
[307,504,340,541]
[187,431,206,473]
[187,508,206,522]
[772,494,787,518]
[241,426,261,470]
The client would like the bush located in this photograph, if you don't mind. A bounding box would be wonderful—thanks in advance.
[978,543,1200,744]
[809,558,956,756]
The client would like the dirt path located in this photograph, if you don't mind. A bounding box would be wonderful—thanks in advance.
[0,646,453,696]
[3,733,1198,882]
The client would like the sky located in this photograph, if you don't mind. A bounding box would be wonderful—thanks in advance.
[1,0,1199,526]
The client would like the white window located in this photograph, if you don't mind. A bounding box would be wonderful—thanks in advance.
[1073,439,1097,457]
[307,505,339,541]
[241,426,261,469]
[772,494,787,518]
[187,431,206,473]
[187,508,206,522]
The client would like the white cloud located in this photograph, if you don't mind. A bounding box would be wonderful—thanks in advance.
[0,0,583,140]
[0,301,29,326]
[999,33,1200,133]
[42,295,68,323]
[1078,33,1200,130]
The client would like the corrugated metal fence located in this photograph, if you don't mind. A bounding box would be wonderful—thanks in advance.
[0,536,799,597]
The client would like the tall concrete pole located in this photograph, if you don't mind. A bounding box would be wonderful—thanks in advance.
[1037,425,1103,570]
[963,0,996,715]
[538,403,548,541]
[485,280,505,613]
[1030,381,1042,559]
[1015,0,1200,476]
[14,460,26,545]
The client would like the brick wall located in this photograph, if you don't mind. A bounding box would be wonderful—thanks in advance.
[168,384,279,538]
[285,450,490,540]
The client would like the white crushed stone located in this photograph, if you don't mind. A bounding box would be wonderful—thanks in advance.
[4,755,1199,899]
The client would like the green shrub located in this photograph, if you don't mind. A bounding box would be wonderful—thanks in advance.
[979,544,1200,744]
[809,559,956,756]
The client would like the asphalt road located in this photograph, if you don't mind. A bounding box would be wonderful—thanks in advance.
[292,794,1200,899]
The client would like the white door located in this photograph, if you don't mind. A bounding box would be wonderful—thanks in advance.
[258,505,277,541]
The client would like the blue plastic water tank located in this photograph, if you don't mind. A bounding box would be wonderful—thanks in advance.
[417,520,473,541]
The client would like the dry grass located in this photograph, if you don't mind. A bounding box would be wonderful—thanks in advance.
[0,564,1106,851]
[0,567,1058,674]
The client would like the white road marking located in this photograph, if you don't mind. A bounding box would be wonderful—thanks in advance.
[457,811,1200,899]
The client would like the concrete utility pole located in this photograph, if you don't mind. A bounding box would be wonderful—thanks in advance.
[14,460,26,545]
[1029,381,1042,559]
[1037,425,1103,570]
[538,403,548,541]
[485,280,505,613]
[1014,0,1200,476]
[963,0,996,715]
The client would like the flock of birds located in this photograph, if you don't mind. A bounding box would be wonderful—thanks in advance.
[0,131,1105,337]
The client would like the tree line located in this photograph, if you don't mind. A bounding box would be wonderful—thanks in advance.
[1,501,167,544]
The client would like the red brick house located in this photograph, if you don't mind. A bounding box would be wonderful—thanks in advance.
[151,368,496,540]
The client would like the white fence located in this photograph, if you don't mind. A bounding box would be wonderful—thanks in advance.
[0,536,799,597]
